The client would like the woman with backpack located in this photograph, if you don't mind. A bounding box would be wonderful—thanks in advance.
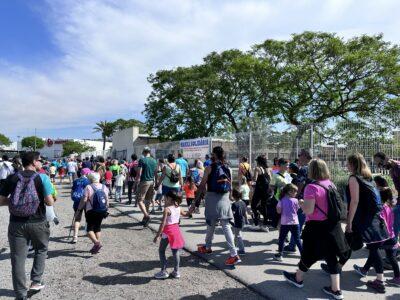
[346,153,389,293]
[155,154,183,196]
[75,172,109,254]
[283,158,349,300]
[251,155,272,232]
[189,146,241,266]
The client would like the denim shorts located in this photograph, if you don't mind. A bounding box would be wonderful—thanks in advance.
[162,186,180,196]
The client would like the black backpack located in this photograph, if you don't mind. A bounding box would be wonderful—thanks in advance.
[313,182,347,225]
[168,164,180,183]
[240,163,252,182]
[129,165,137,178]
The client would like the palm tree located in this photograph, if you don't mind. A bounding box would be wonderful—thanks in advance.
[93,121,115,150]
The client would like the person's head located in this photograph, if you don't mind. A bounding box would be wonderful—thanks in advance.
[308,158,331,181]
[142,147,151,156]
[298,149,312,166]
[347,153,372,179]
[196,160,204,170]
[380,187,394,206]
[277,158,288,173]
[21,151,42,170]
[158,158,164,164]
[88,172,100,183]
[232,188,242,201]
[240,176,247,186]
[98,156,105,163]
[241,156,248,163]
[81,168,92,177]
[131,154,138,161]
[255,155,268,168]
[112,159,118,165]
[205,154,210,160]
[373,152,390,169]
[178,152,183,158]
[85,157,89,161]
[273,157,279,166]
[2,155,9,162]
[165,190,182,207]
[167,154,175,163]
[288,162,299,174]
[187,175,194,185]
[373,175,389,190]
[280,183,298,199]
[211,146,225,163]
[294,158,300,164]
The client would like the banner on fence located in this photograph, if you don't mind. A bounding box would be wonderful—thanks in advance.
[180,138,210,160]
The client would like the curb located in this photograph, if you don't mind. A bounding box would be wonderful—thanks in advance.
[110,203,270,300]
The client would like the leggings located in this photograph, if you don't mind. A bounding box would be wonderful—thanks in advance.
[364,242,384,275]
[205,219,237,256]
[251,195,267,226]
[364,244,399,277]
[159,238,180,272]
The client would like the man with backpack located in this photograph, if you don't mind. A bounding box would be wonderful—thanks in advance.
[127,154,139,205]
[70,168,91,243]
[0,151,54,300]
[75,172,109,254]
[175,153,189,182]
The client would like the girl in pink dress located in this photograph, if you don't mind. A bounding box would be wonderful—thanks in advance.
[153,190,188,279]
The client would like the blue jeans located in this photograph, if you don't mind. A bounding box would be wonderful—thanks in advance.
[393,204,400,243]
[278,224,302,253]
[288,210,306,249]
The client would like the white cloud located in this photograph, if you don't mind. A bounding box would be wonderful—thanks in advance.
[0,0,399,139]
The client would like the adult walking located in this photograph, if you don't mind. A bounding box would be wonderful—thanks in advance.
[283,158,349,300]
[0,152,54,300]
[175,153,189,182]
[136,147,157,226]
[189,146,241,266]
[127,154,139,205]
[250,155,272,232]
[156,154,183,196]
[348,153,389,293]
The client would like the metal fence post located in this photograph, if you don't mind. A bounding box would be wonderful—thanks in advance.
[310,124,314,157]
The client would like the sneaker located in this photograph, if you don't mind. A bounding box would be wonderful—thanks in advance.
[90,242,102,254]
[274,253,283,262]
[386,277,400,287]
[283,245,296,253]
[28,247,34,255]
[170,270,181,279]
[322,286,343,300]
[29,282,45,291]
[197,245,212,254]
[154,270,169,279]
[366,279,385,293]
[225,255,241,266]
[353,264,368,277]
[283,271,304,288]
[53,217,60,225]
[71,236,78,244]
[194,207,200,214]
[259,225,269,232]
[238,250,246,256]
[142,216,151,227]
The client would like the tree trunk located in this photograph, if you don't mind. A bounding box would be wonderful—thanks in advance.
[102,136,106,151]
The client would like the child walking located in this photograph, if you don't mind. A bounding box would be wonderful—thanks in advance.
[104,167,113,197]
[183,176,197,207]
[153,190,187,279]
[274,183,303,261]
[114,172,126,202]
[231,188,248,255]
[239,176,250,206]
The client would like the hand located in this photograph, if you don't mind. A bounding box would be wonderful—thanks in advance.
[345,223,352,233]
[153,235,160,243]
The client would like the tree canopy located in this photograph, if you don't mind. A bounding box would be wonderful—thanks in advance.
[93,120,115,150]
[0,133,12,148]
[144,31,400,140]
[62,140,95,157]
[21,136,45,150]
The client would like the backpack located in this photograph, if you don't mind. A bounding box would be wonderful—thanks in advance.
[313,182,347,225]
[9,173,41,217]
[168,164,180,183]
[90,184,108,213]
[240,163,252,182]
[71,178,88,203]
[209,163,231,193]
[129,164,137,179]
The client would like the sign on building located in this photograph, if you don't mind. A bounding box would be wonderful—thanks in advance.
[180,138,210,160]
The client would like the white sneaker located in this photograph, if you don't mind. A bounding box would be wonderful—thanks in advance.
[259,225,269,232]
[154,270,169,279]
[170,270,181,278]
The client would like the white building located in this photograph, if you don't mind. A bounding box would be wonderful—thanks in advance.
[111,127,158,160]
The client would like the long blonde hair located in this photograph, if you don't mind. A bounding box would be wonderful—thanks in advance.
[308,158,331,181]
[347,153,372,180]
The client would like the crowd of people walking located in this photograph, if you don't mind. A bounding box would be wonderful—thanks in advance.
[0,147,400,299]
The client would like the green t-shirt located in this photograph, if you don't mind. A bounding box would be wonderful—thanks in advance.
[138,156,157,182]
[109,165,121,177]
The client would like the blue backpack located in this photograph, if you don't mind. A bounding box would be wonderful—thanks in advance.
[190,168,201,185]
[71,178,89,203]
[209,163,231,194]
[90,184,108,213]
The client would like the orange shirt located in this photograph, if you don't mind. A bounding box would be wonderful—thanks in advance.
[183,183,197,198]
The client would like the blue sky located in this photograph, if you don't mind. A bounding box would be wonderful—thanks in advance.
[0,0,399,141]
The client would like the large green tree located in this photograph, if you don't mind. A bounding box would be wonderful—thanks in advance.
[93,121,115,150]
[21,136,45,150]
[62,141,95,157]
[113,118,147,133]
[0,133,12,148]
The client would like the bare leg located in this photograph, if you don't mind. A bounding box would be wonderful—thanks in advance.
[73,222,80,237]
[95,232,101,242]
[88,231,98,244]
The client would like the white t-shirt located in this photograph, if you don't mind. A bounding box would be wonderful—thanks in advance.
[0,161,14,180]
[67,161,77,173]
[115,174,126,187]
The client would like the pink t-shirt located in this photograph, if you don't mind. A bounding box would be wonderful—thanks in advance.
[381,204,395,239]
[303,179,332,222]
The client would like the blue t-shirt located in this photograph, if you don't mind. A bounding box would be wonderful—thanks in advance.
[175,158,189,178]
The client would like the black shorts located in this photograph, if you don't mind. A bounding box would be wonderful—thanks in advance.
[85,211,104,233]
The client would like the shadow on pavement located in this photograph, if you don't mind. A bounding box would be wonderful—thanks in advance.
[180,287,265,300]
[47,249,90,259]
[0,289,14,297]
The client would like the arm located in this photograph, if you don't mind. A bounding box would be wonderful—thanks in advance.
[276,202,282,214]
[252,167,259,184]
[76,188,89,213]
[136,166,142,182]
[189,166,211,213]
[156,166,167,188]
[346,176,359,232]
[0,195,9,206]
[154,208,169,243]
[179,167,183,187]
[181,209,190,217]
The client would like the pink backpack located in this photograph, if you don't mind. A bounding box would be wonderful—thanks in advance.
[9,173,40,217]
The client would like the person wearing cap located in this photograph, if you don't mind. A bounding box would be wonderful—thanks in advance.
[70,167,91,243]
[136,147,158,226]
